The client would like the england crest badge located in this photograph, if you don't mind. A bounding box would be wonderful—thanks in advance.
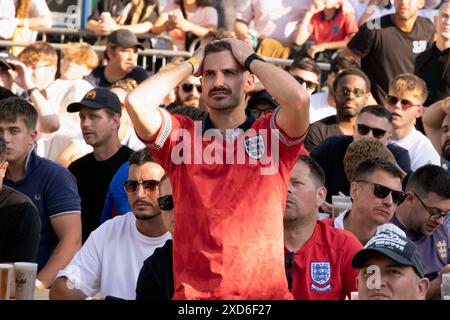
[243,135,265,159]
[310,262,332,291]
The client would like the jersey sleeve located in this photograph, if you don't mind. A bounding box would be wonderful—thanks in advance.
[341,232,363,298]
[45,165,81,218]
[137,108,191,174]
[346,22,376,58]
[343,10,359,38]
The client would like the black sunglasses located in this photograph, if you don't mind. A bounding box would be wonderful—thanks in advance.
[357,124,387,139]
[293,76,318,91]
[181,83,202,93]
[336,87,367,98]
[157,195,174,211]
[356,180,406,205]
[385,95,420,110]
[123,180,159,193]
[285,251,295,292]
[412,192,449,221]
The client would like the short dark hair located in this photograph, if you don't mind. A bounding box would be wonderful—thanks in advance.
[352,158,404,182]
[406,165,450,199]
[0,136,6,162]
[129,148,155,166]
[333,67,371,93]
[204,40,232,58]
[358,105,393,123]
[0,96,38,130]
[297,155,326,187]
[330,56,359,75]
[290,57,321,77]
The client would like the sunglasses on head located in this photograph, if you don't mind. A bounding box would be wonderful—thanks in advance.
[356,180,406,205]
[157,194,174,210]
[385,95,420,110]
[181,83,202,93]
[293,76,318,91]
[336,87,367,98]
[123,180,159,193]
[356,124,387,139]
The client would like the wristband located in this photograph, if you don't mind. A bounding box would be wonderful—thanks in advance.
[26,87,38,96]
[187,56,200,75]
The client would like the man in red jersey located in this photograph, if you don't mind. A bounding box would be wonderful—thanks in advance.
[284,155,362,300]
[125,39,309,299]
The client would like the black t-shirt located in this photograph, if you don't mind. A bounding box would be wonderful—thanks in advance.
[304,115,343,151]
[415,43,450,106]
[310,135,412,202]
[84,66,149,88]
[88,0,128,21]
[348,15,435,104]
[68,146,133,242]
[136,239,173,300]
[0,186,41,262]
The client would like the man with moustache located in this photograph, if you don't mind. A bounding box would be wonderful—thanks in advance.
[50,149,171,300]
[305,67,371,151]
[391,165,450,299]
[126,39,309,299]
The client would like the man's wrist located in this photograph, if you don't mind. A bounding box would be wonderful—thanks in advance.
[244,53,266,74]
[187,56,200,75]
[26,86,39,96]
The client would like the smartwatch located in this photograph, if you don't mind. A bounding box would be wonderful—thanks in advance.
[244,53,266,73]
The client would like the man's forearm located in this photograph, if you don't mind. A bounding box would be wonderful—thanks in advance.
[234,20,250,41]
[28,90,60,133]
[49,277,87,300]
[294,12,313,46]
[37,240,81,288]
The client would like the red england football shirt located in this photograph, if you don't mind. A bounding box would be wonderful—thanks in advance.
[308,6,359,45]
[285,220,362,300]
[143,108,305,299]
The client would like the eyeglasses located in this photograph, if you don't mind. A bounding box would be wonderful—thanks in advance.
[385,95,421,110]
[123,180,159,193]
[356,180,406,205]
[336,87,367,98]
[356,124,387,139]
[249,108,273,118]
[293,76,318,91]
[412,192,449,221]
[285,251,295,292]
[181,83,202,93]
[157,195,174,211]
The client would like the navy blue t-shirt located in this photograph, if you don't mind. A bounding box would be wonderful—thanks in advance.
[84,65,149,88]
[310,135,411,203]
[4,148,81,270]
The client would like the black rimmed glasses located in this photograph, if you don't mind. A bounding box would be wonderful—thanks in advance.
[293,75,318,91]
[157,195,174,211]
[336,87,367,98]
[123,180,159,194]
[181,83,202,93]
[412,192,449,221]
[356,124,387,139]
[356,180,406,205]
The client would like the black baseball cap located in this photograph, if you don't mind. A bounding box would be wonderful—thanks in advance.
[67,88,121,115]
[107,29,144,50]
[0,51,18,70]
[352,230,425,278]
[247,90,279,110]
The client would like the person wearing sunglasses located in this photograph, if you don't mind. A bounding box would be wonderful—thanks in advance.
[284,156,362,300]
[288,57,320,97]
[50,149,171,300]
[136,174,175,300]
[305,67,371,151]
[311,105,411,205]
[391,165,450,300]
[384,73,440,170]
[126,39,310,299]
[174,76,202,108]
[324,158,406,245]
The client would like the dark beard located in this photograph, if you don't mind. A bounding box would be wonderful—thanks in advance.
[134,210,161,221]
